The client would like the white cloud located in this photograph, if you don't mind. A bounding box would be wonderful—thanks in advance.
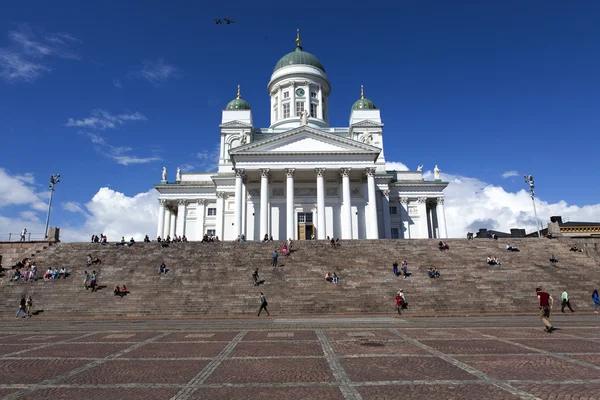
[0,25,80,83]
[502,170,519,179]
[66,109,147,130]
[19,210,40,222]
[386,161,410,171]
[62,201,89,216]
[113,78,122,88]
[137,58,180,85]
[0,168,47,210]
[108,154,162,166]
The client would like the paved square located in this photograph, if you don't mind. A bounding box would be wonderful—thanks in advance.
[1,315,599,399]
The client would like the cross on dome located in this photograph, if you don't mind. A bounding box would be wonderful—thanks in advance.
[361,85,364,99]
[296,29,302,49]
[237,84,241,99]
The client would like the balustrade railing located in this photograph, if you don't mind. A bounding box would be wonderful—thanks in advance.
[0,232,46,242]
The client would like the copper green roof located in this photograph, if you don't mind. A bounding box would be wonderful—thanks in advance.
[273,30,325,73]
[226,98,251,110]
[352,98,376,110]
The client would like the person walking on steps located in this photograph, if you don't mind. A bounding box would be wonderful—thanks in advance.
[536,287,555,333]
[258,292,270,316]
[561,289,574,313]
[16,295,30,318]
[592,290,599,314]
[271,250,278,268]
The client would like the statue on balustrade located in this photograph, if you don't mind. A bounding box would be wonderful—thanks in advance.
[300,110,309,126]
[176,167,181,181]
[161,167,167,181]
[434,165,441,180]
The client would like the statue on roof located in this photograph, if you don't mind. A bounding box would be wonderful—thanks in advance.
[300,109,309,126]
[434,165,441,180]
[161,167,167,182]
[417,165,423,172]
[363,132,373,145]
[240,130,247,145]
[176,167,181,182]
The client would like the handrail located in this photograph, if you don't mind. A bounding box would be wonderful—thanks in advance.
[0,233,46,241]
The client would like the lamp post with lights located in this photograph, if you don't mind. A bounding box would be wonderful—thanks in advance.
[44,174,60,239]
[524,175,541,238]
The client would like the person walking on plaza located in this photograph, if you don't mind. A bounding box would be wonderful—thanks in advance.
[271,250,278,268]
[257,292,270,316]
[561,289,574,313]
[20,228,27,241]
[536,287,555,333]
[15,295,30,318]
[592,290,599,314]
[25,295,33,317]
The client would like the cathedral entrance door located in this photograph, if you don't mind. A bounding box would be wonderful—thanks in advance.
[297,212,314,240]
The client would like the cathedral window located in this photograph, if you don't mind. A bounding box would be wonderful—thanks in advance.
[311,91,317,99]
[274,107,278,120]
[274,96,278,105]
[283,103,290,118]
[310,103,317,118]
[283,91,289,99]
[207,208,217,216]
[296,101,304,116]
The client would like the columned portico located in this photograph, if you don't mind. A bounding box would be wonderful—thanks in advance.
[399,197,409,239]
[157,199,166,239]
[436,197,448,238]
[382,190,391,239]
[316,168,326,239]
[285,168,295,240]
[417,198,428,238]
[169,209,177,237]
[259,168,270,239]
[234,168,245,237]
[341,168,353,239]
[176,200,187,237]
[365,167,379,239]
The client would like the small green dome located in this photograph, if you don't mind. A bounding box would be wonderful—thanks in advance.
[225,85,251,110]
[352,85,377,110]
[226,98,251,110]
[352,98,377,110]
[273,30,325,73]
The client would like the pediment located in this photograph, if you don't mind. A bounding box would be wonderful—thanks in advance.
[351,119,384,128]
[229,126,380,155]
[219,120,253,129]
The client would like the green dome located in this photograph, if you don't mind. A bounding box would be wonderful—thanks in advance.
[274,47,325,73]
[225,85,251,110]
[352,98,377,110]
[226,98,251,110]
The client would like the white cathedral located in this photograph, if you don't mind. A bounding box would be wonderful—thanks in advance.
[155,31,448,241]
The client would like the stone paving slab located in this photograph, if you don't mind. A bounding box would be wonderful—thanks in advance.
[78,331,162,342]
[0,359,89,384]
[0,345,32,356]
[515,383,600,399]
[205,358,335,383]
[158,331,239,342]
[511,338,600,354]
[242,330,318,341]
[322,329,400,342]
[230,341,323,357]
[0,334,84,344]
[120,342,228,358]
[19,343,132,358]
[455,355,600,380]
[330,340,428,356]
[191,386,345,400]
[397,328,489,339]
[26,388,181,400]
[356,383,521,400]
[570,354,600,367]
[62,360,208,384]
[419,339,538,355]
[340,356,477,382]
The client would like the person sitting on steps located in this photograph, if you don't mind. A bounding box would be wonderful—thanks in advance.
[506,244,520,252]
[550,254,559,263]
[438,241,445,251]
[158,262,167,274]
[252,268,260,286]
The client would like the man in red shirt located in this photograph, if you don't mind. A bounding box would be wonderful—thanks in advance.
[536,287,555,333]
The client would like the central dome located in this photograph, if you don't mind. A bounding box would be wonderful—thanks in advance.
[273,30,325,73]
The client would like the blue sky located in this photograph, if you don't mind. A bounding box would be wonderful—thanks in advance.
[1,0,599,240]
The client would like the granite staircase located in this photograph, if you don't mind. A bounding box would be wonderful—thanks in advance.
[1,239,598,319]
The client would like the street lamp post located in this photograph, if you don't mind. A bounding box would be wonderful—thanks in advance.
[44,174,60,239]
[524,175,541,238]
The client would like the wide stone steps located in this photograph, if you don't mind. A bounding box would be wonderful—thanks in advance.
[1,239,598,318]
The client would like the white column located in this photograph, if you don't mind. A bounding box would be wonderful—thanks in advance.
[169,210,177,237]
[436,197,448,239]
[241,178,247,237]
[417,197,428,239]
[382,190,391,239]
[285,168,295,240]
[259,168,270,240]
[428,204,435,239]
[216,192,225,240]
[341,168,353,239]
[234,168,244,237]
[399,197,409,239]
[196,199,205,240]
[365,168,379,239]
[164,207,171,238]
[156,199,166,239]
[316,168,326,240]
[277,86,283,120]
[176,200,187,237]
[318,86,323,119]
